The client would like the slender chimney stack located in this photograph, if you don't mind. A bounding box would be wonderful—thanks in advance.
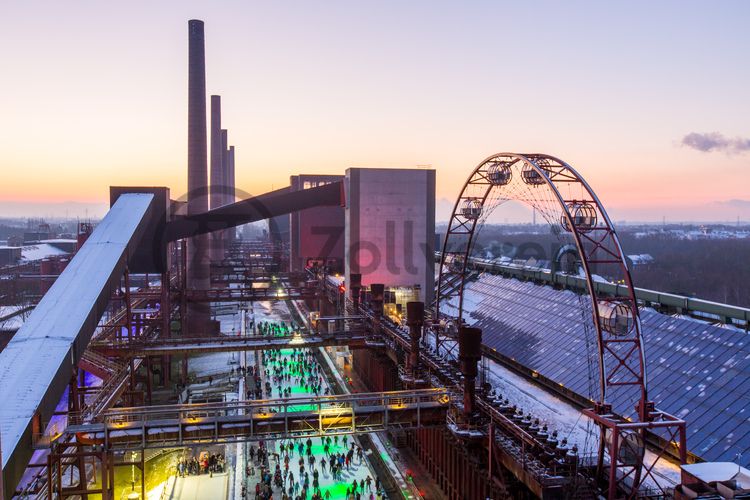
[210,95,223,210]
[220,129,229,250]
[221,129,229,194]
[187,19,208,219]
[187,19,210,331]
[209,95,223,262]
[227,145,236,243]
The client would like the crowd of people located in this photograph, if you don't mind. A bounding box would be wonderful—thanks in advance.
[176,452,226,478]
[241,438,385,500]
[262,347,330,400]
[233,319,385,500]
[257,320,295,336]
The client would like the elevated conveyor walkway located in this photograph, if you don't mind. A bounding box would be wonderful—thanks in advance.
[90,330,375,357]
[0,193,156,499]
[66,388,449,449]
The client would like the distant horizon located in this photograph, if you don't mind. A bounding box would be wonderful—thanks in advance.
[1,198,749,227]
[1,2,749,222]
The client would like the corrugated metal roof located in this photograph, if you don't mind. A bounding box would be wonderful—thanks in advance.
[444,273,750,466]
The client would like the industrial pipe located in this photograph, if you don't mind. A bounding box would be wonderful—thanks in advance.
[458,326,482,416]
[407,301,424,375]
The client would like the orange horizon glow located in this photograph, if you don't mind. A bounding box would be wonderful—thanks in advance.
[1,2,749,222]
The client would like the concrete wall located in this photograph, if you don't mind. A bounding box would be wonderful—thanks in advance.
[345,168,435,303]
[290,175,345,272]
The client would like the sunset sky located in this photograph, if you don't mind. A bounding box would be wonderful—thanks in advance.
[1,1,749,221]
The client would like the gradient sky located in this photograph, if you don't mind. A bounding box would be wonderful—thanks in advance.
[1,1,749,221]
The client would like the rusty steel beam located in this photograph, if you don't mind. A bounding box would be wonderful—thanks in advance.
[90,331,373,357]
[183,286,314,302]
[66,389,450,450]
[165,181,344,242]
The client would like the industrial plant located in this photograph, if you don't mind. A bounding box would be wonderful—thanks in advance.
[1,17,749,500]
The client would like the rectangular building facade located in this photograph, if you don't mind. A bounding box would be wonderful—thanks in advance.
[290,175,345,272]
[345,168,436,304]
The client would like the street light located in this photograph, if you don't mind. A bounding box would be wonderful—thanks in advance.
[131,451,137,491]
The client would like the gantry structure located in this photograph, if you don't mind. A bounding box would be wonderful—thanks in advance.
[0,154,697,500]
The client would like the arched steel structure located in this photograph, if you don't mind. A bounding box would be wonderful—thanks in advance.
[435,153,687,498]
[437,152,647,412]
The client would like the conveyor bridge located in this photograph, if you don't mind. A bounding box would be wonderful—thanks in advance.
[66,388,450,450]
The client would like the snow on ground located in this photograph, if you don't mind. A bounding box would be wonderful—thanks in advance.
[149,475,176,500]
[187,308,249,380]
[484,359,681,487]
[422,317,682,489]
[0,305,27,332]
[171,472,228,500]
[239,300,381,500]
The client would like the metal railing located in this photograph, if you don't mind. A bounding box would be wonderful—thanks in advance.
[65,388,450,449]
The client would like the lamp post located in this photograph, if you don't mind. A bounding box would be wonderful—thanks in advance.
[131,451,137,491]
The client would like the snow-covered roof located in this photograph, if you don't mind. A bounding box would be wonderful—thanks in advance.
[682,462,750,488]
[443,272,750,466]
[39,239,77,244]
[627,253,654,264]
[0,193,154,474]
[20,243,69,261]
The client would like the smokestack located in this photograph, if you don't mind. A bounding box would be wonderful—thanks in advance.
[227,145,236,243]
[220,129,229,251]
[221,129,228,200]
[210,95,223,210]
[187,19,210,331]
[228,145,235,205]
[209,95,223,262]
[187,19,208,218]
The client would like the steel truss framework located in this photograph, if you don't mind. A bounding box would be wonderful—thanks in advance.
[65,388,449,450]
[89,330,374,356]
[183,285,314,302]
[435,153,686,498]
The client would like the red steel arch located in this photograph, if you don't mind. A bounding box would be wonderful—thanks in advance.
[437,152,647,413]
[435,153,688,498]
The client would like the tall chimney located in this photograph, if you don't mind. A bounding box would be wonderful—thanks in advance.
[187,19,208,219]
[210,95,223,210]
[187,19,210,331]
[220,129,229,251]
[221,129,229,197]
[227,145,235,205]
[209,95,223,262]
[227,145,236,243]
